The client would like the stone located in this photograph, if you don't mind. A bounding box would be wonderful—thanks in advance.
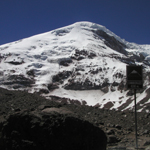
[115,125,122,130]
[144,141,150,146]
[0,109,107,150]
[107,129,115,135]
[108,135,120,144]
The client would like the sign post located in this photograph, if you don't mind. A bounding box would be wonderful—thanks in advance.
[126,65,143,149]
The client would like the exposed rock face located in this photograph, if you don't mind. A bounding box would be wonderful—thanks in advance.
[1,110,107,150]
[93,29,127,55]
[3,74,35,89]
[52,71,72,83]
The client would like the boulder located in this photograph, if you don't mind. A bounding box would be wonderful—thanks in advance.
[108,135,120,144]
[0,109,107,150]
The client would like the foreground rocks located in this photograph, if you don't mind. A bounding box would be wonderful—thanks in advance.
[0,88,107,150]
[1,109,107,150]
[1,88,150,149]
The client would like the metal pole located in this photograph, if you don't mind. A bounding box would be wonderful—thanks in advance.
[134,89,138,149]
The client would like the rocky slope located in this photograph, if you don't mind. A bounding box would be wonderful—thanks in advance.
[0,21,150,112]
[0,88,107,150]
[1,88,150,149]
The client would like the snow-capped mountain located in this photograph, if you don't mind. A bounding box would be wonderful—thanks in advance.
[0,21,150,112]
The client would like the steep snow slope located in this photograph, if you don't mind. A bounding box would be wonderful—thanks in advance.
[0,21,150,111]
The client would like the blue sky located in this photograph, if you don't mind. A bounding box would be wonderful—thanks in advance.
[0,0,150,45]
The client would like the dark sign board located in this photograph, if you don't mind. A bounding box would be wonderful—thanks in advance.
[126,65,143,89]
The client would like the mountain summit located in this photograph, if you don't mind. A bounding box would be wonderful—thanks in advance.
[0,21,150,112]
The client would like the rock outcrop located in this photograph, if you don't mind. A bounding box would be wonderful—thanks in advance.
[1,110,107,150]
[0,88,107,150]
